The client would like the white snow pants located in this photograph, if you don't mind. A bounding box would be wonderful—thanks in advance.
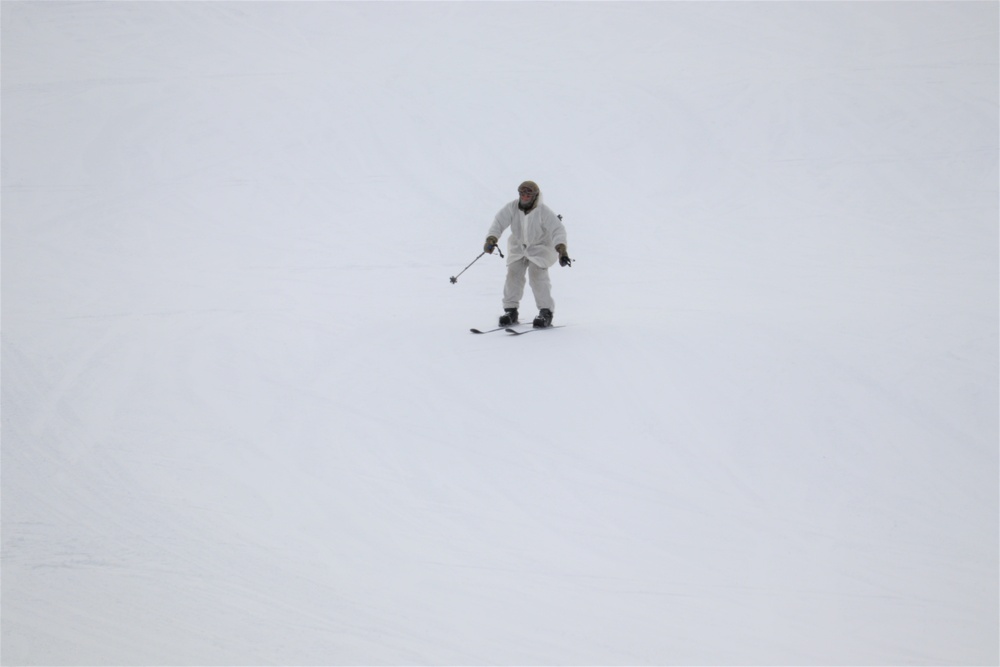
[503,257,554,312]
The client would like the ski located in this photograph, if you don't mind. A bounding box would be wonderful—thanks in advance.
[505,325,565,335]
[470,323,533,334]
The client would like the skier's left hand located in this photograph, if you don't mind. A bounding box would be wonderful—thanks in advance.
[556,244,572,267]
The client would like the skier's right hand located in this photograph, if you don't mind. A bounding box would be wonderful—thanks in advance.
[484,236,499,253]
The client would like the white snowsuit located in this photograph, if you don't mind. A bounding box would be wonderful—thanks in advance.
[487,195,568,312]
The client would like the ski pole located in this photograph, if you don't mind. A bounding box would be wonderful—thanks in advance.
[449,243,503,284]
[449,252,484,284]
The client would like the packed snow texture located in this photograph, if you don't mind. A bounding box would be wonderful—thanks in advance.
[2,2,997,665]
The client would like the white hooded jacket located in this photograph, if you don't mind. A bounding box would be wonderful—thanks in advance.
[487,193,567,269]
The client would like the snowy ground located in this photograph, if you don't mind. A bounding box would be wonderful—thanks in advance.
[2,2,998,665]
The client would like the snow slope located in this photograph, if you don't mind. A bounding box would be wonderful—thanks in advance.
[2,2,997,665]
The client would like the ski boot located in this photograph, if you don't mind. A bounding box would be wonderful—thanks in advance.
[533,308,554,328]
[499,308,519,326]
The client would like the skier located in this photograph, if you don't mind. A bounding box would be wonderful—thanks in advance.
[484,180,571,328]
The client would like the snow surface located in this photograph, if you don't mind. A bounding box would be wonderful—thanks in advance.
[2,2,998,665]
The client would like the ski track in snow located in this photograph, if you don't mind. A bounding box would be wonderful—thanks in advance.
[2,2,998,665]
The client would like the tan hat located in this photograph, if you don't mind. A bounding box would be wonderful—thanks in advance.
[518,181,539,195]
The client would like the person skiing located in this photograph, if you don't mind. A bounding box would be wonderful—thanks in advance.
[484,180,571,328]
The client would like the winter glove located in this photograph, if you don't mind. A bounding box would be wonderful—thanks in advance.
[484,236,499,253]
[556,243,572,267]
